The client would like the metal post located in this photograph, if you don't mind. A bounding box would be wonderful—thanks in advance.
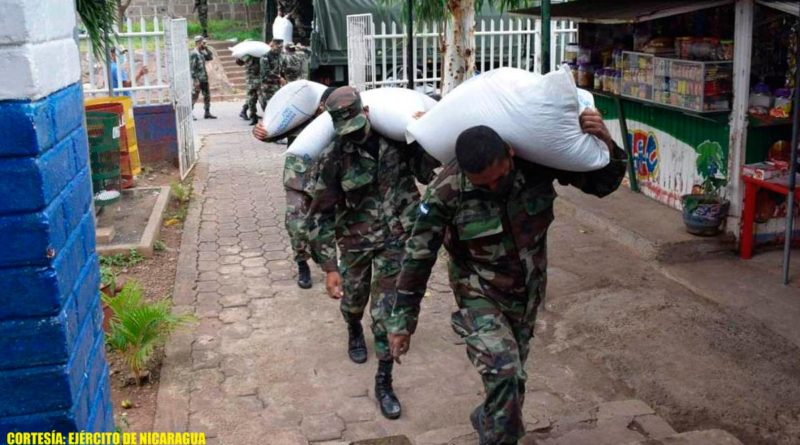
[406,0,414,89]
[264,0,277,42]
[782,14,800,285]
[615,96,639,192]
[104,27,113,96]
[541,0,551,74]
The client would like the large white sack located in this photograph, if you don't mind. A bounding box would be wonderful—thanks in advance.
[286,112,335,158]
[230,41,269,59]
[286,88,438,159]
[262,80,328,138]
[272,16,293,43]
[406,67,610,172]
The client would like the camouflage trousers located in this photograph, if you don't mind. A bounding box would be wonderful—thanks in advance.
[197,4,209,37]
[259,84,280,111]
[340,241,404,362]
[284,188,311,263]
[246,83,259,117]
[451,293,539,444]
[192,80,211,113]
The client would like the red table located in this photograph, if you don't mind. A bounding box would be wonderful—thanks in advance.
[740,174,800,259]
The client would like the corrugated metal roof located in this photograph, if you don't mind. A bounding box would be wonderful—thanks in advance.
[756,1,799,17]
[512,0,734,24]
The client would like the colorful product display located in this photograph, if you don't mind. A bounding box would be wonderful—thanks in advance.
[622,51,733,112]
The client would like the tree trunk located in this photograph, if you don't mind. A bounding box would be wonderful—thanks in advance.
[441,0,475,95]
[117,0,133,25]
[245,3,251,29]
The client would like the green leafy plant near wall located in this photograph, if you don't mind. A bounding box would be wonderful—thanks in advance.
[694,140,727,198]
[682,140,730,236]
[103,281,196,384]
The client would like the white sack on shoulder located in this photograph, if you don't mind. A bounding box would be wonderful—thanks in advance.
[230,41,269,59]
[405,67,609,172]
[286,112,335,158]
[262,80,328,138]
[286,88,438,160]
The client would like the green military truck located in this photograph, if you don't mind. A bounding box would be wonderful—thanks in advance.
[304,0,524,86]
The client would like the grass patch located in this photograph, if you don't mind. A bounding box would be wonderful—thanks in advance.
[100,249,145,269]
[187,19,261,42]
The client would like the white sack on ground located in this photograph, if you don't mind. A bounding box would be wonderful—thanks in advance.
[286,88,438,160]
[272,16,293,43]
[262,80,328,138]
[405,67,610,171]
[230,41,270,59]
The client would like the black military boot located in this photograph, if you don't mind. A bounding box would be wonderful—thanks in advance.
[249,114,259,126]
[375,360,401,419]
[297,261,312,289]
[204,110,217,119]
[239,104,249,120]
[347,321,367,364]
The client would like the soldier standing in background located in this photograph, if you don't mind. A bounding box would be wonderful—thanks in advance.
[386,114,625,444]
[194,0,208,38]
[307,87,440,420]
[237,55,261,125]
[190,36,216,119]
[259,39,287,111]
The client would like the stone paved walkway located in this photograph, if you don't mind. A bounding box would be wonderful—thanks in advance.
[154,110,795,444]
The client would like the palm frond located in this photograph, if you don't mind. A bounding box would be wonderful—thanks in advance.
[76,0,118,58]
[105,281,197,382]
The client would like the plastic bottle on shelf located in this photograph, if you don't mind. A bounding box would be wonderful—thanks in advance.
[771,88,792,118]
[594,68,603,91]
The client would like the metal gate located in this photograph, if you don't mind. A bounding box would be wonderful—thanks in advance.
[165,18,197,179]
[347,14,377,91]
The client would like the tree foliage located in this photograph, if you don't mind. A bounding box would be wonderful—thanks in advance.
[382,0,534,24]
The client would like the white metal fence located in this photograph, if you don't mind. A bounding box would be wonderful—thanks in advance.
[350,16,577,93]
[79,15,170,105]
[165,18,197,179]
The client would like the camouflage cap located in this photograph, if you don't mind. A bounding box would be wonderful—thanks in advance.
[325,86,367,136]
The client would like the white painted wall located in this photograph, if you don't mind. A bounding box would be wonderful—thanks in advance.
[0,0,80,100]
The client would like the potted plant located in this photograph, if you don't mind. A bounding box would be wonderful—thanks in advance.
[681,141,729,236]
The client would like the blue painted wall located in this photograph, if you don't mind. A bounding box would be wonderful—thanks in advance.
[0,84,114,434]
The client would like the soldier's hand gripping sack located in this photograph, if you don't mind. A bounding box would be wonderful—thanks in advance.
[286,88,438,159]
[262,80,329,138]
[405,67,610,172]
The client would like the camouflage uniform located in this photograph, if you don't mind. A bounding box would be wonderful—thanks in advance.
[387,147,627,444]
[308,131,439,361]
[283,152,318,263]
[195,0,208,38]
[259,49,286,110]
[190,47,213,113]
[283,50,307,82]
[242,55,261,118]
[277,0,300,20]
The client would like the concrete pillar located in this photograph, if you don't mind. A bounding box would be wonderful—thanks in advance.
[0,0,114,435]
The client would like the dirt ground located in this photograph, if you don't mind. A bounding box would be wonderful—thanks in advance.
[105,165,189,433]
[533,206,800,445]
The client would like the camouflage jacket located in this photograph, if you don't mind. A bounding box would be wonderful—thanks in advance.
[190,48,212,82]
[260,51,286,86]
[308,132,440,272]
[386,145,628,335]
[283,153,319,196]
[283,52,306,82]
[242,55,261,87]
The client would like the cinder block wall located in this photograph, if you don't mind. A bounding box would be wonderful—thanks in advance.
[0,0,113,434]
[127,0,265,24]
